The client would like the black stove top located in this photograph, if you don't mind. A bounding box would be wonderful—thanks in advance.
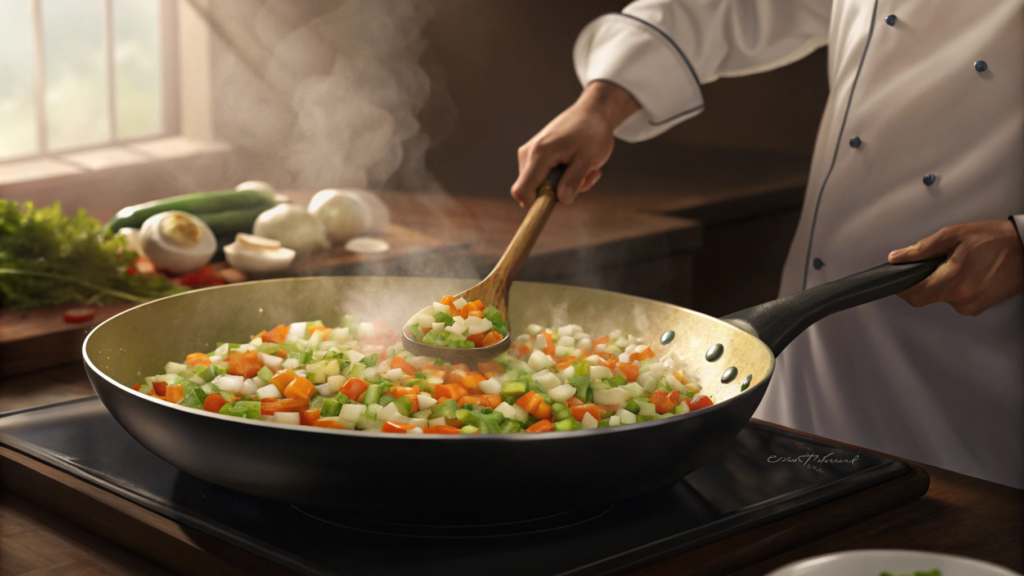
[0,398,907,575]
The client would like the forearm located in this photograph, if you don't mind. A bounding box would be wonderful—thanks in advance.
[576,81,642,130]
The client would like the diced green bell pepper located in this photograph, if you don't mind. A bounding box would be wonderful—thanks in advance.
[433,311,455,326]
[256,366,274,383]
[363,384,382,406]
[607,375,627,387]
[624,400,640,414]
[309,394,325,410]
[553,418,582,431]
[360,353,379,367]
[392,395,412,416]
[570,376,591,401]
[500,419,522,434]
[430,399,459,420]
[500,381,527,398]
[219,400,261,419]
[321,398,342,417]
[379,394,394,408]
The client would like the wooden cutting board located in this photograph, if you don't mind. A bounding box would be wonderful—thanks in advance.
[0,224,466,378]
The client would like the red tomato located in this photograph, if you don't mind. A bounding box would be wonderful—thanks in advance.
[63,307,96,323]
[649,390,680,414]
[151,379,168,396]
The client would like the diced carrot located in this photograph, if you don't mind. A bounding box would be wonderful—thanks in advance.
[390,385,421,398]
[382,421,418,433]
[441,295,454,305]
[423,366,448,380]
[467,310,484,319]
[482,394,502,408]
[451,371,486,391]
[270,369,296,394]
[284,376,315,401]
[458,395,487,407]
[185,352,211,367]
[423,425,461,434]
[450,363,470,372]
[203,394,228,413]
[481,331,503,347]
[227,349,262,378]
[629,347,656,362]
[313,419,344,429]
[307,325,331,336]
[516,391,552,420]
[131,383,141,391]
[435,384,469,402]
[566,397,583,408]
[685,396,714,411]
[340,378,370,402]
[165,384,184,403]
[260,397,309,416]
[571,404,605,422]
[526,420,554,433]
[151,379,168,396]
[300,409,321,426]
[477,360,505,376]
[390,356,417,376]
[616,362,639,382]
[467,333,486,347]
[554,356,578,371]
[542,332,556,356]
[649,390,680,414]
[593,335,610,346]
[446,418,464,428]
[421,325,431,333]
[261,324,290,344]
[275,350,289,358]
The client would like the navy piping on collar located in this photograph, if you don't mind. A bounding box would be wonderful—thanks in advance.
[615,12,706,125]
[801,0,879,290]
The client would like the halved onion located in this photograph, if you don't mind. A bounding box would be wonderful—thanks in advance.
[139,211,217,274]
[223,232,296,273]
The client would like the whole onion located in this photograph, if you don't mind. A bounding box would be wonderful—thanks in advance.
[252,204,329,254]
[308,189,390,244]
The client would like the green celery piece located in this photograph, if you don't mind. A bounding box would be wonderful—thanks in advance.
[556,409,572,421]
[466,410,503,434]
[500,419,522,434]
[309,394,325,410]
[608,375,627,387]
[624,400,640,414]
[430,399,458,420]
[597,419,610,428]
[495,324,508,336]
[433,311,455,326]
[321,398,342,417]
[363,384,381,406]
[379,394,395,408]
[526,378,551,402]
[672,404,688,415]
[553,418,581,432]
[409,324,421,341]
[460,425,479,434]
[137,382,153,394]
[193,365,217,383]
[392,396,412,416]
[686,390,696,399]
[570,376,592,401]
[572,361,590,377]
[200,382,220,396]
[455,408,472,424]
[636,415,655,423]
[219,400,260,419]
[256,366,274,382]
[335,392,350,405]
[500,381,527,397]
[413,371,427,379]
[550,402,566,413]
[180,390,205,409]
[361,353,379,367]
[288,350,312,364]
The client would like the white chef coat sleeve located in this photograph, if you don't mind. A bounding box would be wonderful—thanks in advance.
[574,0,832,142]
[1013,215,1024,247]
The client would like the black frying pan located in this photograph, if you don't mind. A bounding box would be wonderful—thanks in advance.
[83,259,940,515]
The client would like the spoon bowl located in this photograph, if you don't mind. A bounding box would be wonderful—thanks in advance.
[402,166,564,364]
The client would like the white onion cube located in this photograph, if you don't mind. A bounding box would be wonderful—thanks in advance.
[638,402,657,416]
[533,371,561,391]
[494,402,517,420]
[548,384,577,402]
[417,394,437,410]
[478,378,502,395]
[340,403,367,421]
[240,379,260,397]
[616,409,637,424]
[273,412,300,425]
[590,365,613,380]
[256,384,283,400]
[216,375,244,394]
[581,412,599,429]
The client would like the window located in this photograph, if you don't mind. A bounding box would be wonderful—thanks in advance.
[0,0,177,163]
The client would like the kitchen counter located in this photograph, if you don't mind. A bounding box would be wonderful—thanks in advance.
[1,363,1021,576]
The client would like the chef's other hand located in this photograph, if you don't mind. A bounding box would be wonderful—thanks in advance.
[511,81,640,208]
[888,220,1024,316]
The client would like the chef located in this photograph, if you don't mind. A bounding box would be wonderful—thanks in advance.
[511,1,1024,488]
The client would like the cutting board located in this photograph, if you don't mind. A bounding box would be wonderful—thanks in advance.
[0,224,466,378]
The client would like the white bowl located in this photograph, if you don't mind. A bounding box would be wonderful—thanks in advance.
[766,550,1021,576]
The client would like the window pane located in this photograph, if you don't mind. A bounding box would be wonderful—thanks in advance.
[43,0,110,150]
[0,0,37,160]
[114,0,161,139]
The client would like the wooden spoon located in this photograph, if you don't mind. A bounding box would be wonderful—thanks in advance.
[402,166,565,364]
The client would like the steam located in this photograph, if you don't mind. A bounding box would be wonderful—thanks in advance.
[212,0,440,192]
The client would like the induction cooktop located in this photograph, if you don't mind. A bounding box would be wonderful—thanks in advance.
[0,398,909,575]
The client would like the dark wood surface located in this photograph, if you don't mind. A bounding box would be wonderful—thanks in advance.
[1,370,1021,576]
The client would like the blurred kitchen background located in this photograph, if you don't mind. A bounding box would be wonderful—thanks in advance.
[0,0,829,317]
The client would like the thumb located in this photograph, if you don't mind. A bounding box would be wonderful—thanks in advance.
[889,226,961,264]
[556,158,596,205]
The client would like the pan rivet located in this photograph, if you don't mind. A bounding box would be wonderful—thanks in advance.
[721,367,738,383]
[740,375,752,390]
[660,330,675,345]
[705,343,724,362]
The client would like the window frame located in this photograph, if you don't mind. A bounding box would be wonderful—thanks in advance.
[2,0,179,165]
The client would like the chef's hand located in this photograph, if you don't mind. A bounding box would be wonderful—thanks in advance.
[888,220,1024,316]
[511,81,640,207]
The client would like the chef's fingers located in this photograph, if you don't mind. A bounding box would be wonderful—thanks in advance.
[896,255,961,308]
[512,153,567,208]
[888,226,962,264]
[579,170,602,194]
[557,159,596,205]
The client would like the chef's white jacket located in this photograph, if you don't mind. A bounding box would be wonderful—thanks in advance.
[574,0,1024,487]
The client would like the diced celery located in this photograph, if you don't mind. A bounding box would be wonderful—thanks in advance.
[500,381,527,397]
[219,400,261,419]
[460,425,479,434]
[363,384,382,406]
[430,399,458,420]
[392,396,413,416]
[321,398,342,417]
[378,394,394,407]
[553,418,581,431]
[256,366,274,383]
[309,394,325,410]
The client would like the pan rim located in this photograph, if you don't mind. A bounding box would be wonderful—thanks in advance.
[83,276,776,441]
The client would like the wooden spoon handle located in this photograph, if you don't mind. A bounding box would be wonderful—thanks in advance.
[485,166,565,292]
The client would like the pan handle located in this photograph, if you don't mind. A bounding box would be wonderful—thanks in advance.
[722,259,944,356]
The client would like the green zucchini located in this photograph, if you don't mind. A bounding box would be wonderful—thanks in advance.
[106,189,284,232]
[197,205,279,236]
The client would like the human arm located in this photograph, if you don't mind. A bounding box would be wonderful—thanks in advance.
[512,0,833,206]
[887,218,1024,316]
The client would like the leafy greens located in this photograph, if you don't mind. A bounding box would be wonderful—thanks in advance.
[0,199,185,310]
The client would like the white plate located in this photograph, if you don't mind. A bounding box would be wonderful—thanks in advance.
[766,550,1022,576]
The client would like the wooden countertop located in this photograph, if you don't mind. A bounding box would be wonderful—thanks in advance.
[1,363,1021,575]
